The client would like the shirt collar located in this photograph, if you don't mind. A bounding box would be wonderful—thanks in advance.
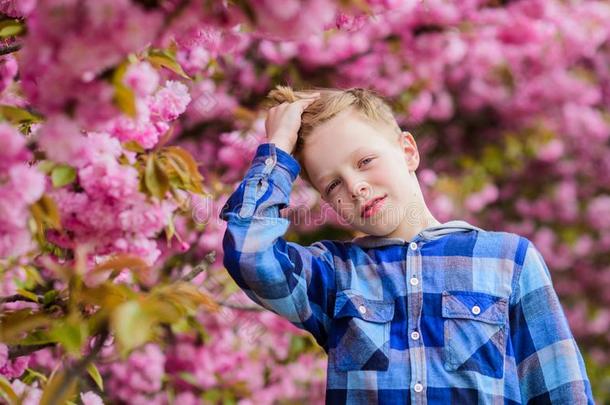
[350,220,483,248]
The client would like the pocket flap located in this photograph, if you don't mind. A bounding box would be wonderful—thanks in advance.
[442,290,507,325]
[333,290,394,323]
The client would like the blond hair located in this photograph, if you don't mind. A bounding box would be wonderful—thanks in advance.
[265,85,402,186]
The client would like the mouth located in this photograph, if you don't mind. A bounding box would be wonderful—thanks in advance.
[361,194,387,218]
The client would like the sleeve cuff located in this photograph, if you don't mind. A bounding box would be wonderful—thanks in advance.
[252,143,301,182]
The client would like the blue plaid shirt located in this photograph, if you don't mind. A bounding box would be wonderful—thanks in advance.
[219,143,594,404]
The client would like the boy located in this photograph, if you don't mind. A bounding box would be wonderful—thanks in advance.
[219,87,594,404]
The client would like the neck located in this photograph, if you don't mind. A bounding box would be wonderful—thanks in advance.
[384,205,441,241]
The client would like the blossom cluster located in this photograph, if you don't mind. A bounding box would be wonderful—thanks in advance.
[1,0,609,403]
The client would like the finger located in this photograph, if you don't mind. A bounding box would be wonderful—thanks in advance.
[295,97,319,105]
[296,91,320,97]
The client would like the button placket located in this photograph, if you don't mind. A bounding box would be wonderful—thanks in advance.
[406,239,426,404]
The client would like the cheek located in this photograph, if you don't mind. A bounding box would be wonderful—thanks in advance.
[334,197,359,215]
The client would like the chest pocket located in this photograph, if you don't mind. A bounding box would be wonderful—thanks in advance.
[442,290,508,379]
[329,290,394,372]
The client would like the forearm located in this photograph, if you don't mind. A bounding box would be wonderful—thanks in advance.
[219,143,336,346]
[510,238,595,404]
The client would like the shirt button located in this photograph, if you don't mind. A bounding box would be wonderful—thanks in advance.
[410,331,420,340]
[414,383,424,392]
[409,242,418,250]
[409,277,419,286]
[358,305,367,314]
[471,305,481,315]
[264,157,274,166]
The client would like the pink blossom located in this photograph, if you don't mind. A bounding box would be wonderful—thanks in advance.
[185,80,237,125]
[10,380,42,405]
[124,61,160,97]
[0,123,30,171]
[587,195,610,230]
[37,115,91,167]
[250,0,337,40]
[150,81,191,122]
[19,0,162,128]
[79,160,139,201]
[0,55,18,93]
[109,115,163,150]
[104,343,166,401]
[0,0,36,17]
[537,139,564,162]
[80,391,104,405]
[0,344,30,378]
[0,123,44,259]
[407,91,433,123]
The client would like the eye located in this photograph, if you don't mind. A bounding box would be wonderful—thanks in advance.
[359,157,374,167]
[326,180,340,195]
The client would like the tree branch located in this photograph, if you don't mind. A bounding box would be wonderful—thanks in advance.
[180,251,216,282]
[46,328,109,404]
[0,43,21,56]
[217,301,264,312]
[9,343,56,359]
[0,294,40,304]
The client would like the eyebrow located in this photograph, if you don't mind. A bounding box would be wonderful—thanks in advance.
[315,146,373,185]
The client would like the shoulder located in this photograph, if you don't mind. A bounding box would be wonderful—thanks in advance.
[467,227,532,262]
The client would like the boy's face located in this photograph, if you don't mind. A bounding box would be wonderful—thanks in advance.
[303,109,422,238]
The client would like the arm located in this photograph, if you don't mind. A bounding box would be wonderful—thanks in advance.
[219,142,337,350]
[509,237,595,404]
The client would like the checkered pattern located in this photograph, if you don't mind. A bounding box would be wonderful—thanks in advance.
[219,143,594,405]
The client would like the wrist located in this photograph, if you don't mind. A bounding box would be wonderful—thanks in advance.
[268,138,294,155]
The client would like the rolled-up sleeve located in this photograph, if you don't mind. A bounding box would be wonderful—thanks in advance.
[219,143,337,350]
[509,238,595,404]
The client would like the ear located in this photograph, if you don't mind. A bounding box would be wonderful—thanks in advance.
[400,131,419,171]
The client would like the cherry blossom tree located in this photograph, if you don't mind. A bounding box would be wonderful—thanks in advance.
[0,0,608,403]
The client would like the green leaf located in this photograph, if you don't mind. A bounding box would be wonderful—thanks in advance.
[111,300,155,357]
[80,282,135,309]
[43,290,59,306]
[40,369,78,405]
[165,214,175,243]
[201,388,223,403]
[17,330,55,346]
[147,49,190,79]
[0,19,24,38]
[51,164,77,188]
[30,194,61,231]
[0,375,19,404]
[37,160,57,174]
[144,155,170,199]
[90,254,149,279]
[16,288,39,303]
[87,363,104,392]
[160,146,205,194]
[0,105,43,124]
[0,310,51,344]
[49,319,88,356]
[22,367,49,385]
[113,82,137,118]
[178,372,200,388]
[123,140,146,153]
[24,265,45,286]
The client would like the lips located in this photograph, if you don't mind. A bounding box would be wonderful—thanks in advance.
[361,194,387,218]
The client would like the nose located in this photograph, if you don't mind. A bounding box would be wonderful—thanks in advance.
[350,179,370,200]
